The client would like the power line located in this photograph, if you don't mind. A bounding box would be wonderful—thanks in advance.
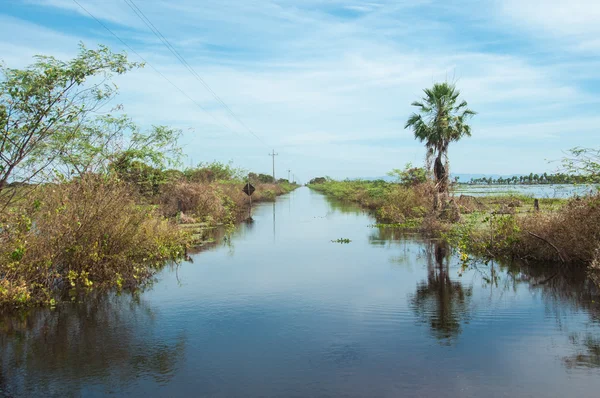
[123,0,270,147]
[71,0,239,138]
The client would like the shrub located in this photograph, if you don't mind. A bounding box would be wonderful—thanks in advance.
[515,194,600,264]
[159,181,240,224]
[377,183,434,223]
[0,175,188,309]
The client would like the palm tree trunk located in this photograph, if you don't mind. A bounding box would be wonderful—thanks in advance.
[434,153,447,193]
[433,153,448,211]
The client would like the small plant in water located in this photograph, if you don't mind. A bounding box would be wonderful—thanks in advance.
[331,238,351,244]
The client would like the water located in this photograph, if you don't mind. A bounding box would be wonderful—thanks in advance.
[2,187,600,397]
[455,184,598,198]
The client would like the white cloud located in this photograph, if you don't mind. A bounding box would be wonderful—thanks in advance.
[1,0,599,179]
[497,0,600,51]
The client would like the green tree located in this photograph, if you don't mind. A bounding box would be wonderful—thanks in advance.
[387,162,428,187]
[405,82,476,206]
[0,44,142,203]
[56,114,181,178]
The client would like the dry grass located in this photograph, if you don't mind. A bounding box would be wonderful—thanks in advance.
[447,193,600,268]
[515,195,600,264]
[159,181,296,225]
[377,183,435,223]
[0,176,189,309]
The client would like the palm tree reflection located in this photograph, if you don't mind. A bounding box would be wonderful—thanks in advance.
[410,241,472,344]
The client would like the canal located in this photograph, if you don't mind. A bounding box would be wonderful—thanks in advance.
[1,187,600,397]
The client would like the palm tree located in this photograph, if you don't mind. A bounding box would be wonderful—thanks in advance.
[405,82,476,204]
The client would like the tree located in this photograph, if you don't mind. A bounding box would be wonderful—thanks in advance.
[562,147,600,183]
[0,44,142,203]
[56,114,182,178]
[405,82,476,207]
[387,162,427,187]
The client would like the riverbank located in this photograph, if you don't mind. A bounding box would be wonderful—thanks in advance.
[0,176,298,310]
[308,180,600,271]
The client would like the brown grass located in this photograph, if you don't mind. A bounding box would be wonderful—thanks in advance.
[515,195,600,264]
[0,176,189,309]
[158,181,295,225]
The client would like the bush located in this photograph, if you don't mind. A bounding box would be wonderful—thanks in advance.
[377,183,434,223]
[159,181,242,225]
[0,176,188,309]
[446,193,600,267]
[515,194,600,264]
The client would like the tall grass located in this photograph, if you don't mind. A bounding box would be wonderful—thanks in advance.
[310,180,435,223]
[446,193,600,268]
[159,181,297,225]
[0,176,189,309]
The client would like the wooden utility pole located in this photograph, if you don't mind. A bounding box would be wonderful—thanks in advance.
[287,169,291,182]
[269,149,278,181]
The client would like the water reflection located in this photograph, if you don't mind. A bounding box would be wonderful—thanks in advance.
[565,333,600,369]
[0,294,185,397]
[325,198,366,215]
[410,242,473,344]
[520,265,600,369]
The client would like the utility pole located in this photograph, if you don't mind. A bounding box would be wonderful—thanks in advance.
[287,169,291,182]
[268,149,278,181]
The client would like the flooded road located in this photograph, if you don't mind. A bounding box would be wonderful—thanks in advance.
[2,187,600,397]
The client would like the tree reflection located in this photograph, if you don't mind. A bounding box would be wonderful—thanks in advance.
[564,333,600,369]
[522,265,600,369]
[478,261,600,369]
[410,241,472,343]
[0,293,185,397]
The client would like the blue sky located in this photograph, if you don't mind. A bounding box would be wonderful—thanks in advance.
[1,0,599,180]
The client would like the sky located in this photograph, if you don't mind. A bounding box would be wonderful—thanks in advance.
[1,0,599,181]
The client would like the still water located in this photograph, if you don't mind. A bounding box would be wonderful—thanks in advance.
[455,183,598,198]
[2,187,600,397]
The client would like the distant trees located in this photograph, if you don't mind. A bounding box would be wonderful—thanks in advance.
[405,82,476,207]
[186,161,245,183]
[309,177,327,185]
[465,172,600,185]
[248,172,275,184]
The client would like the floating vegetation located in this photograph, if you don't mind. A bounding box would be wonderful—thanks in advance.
[331,238,352,244]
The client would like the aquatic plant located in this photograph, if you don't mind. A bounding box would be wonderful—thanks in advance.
[331,238,351,244]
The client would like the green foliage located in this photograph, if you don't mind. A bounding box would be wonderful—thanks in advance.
[0,44,142,202]
[466,171,600,185]
[331,238,351,244]
[0,175,189,309]
[387,163,428,187]
[309,179,436,227]
[110,159,166,197]
[309,177,327,185]
[247,172,275,184]
[185,161,246,183]
[405,82,476,193]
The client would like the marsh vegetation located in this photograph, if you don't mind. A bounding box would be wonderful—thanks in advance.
[0,46,297,309]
